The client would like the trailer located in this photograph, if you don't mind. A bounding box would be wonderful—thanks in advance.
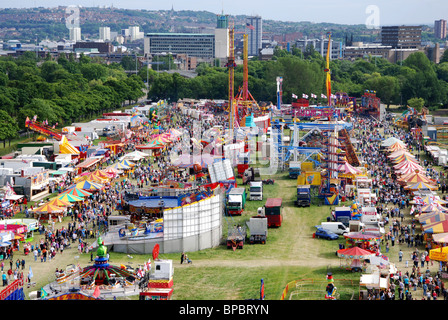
[246,215,268,244]
[258,198,283,228]
[226,225,246,250]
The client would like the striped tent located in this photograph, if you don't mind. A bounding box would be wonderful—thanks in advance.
[61,187,92,198]
[74,180,104,191]
[56,193,85,203]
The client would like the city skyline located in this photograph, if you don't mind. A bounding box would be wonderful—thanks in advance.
[1,0,448,26]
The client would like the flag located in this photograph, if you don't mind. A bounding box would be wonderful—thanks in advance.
[292,93,298,99]
[246,23,255,30]
[302,94,308,99]
[260,279,265,300]
[311,93,317,99]
[93,286,101,298]
[321,94,327,99]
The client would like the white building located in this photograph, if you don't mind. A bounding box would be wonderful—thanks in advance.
[69,27,82,42]
[99,27,111,41]
[129,26,144,41]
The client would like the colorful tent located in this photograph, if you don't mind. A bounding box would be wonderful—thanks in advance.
[398,170,435,185]
[387,142,407,152]
[75,171,110,183]
[46,198,72,207]
[388,149,413,159]
[405,181,438,191]
[74,180,104,191]
[396,163,425,176]
[56,193,85,203]
[34,203,65,213]
[61,187,92,198]
[337,246,375,259]
[422,220,448,233]
[338,161,363,177]
[381,137,405,147]
[391,154,419,164]
[418,212,448,225]
[108,162,131,170]
[119,159,136,167]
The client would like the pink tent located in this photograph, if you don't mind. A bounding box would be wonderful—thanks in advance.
[338,161,362,175]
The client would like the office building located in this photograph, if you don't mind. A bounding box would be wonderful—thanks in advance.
[144,33,215,59]
[381,25,422,49]
[246,16,262,56]
[99,27,111,41]
[435,19,447,40]
[69,27,82,42]
[295,36,344,60]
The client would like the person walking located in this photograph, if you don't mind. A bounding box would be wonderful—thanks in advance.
[399,249,403,262]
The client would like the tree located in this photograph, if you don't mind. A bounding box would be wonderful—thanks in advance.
[0,110,18,147]
[407,97,425,112]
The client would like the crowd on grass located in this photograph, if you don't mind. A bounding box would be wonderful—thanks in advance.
[353,113,448,300]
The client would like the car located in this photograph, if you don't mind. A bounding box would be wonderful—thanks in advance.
[314,226,339,240]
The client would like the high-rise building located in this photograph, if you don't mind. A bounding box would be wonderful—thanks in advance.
[69,27,81,42]
[99,27,111,41]
[215,13,229,60]
[381,25,422,49]
[246,16,262,56]
[435,19,447,40]
[129,26,144,41]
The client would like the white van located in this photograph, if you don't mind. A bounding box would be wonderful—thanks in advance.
[320,222,349,235]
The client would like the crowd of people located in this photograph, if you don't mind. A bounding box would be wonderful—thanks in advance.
[353,113,448,300]
[2,103,448,301]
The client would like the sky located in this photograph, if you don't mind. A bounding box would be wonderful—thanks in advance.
[2,0,447,26]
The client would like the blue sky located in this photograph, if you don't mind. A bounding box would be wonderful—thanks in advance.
[2,0,446,25]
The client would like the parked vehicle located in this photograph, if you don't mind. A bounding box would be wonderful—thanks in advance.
[242,167,261,185]
[226,188,247,215]
[320,222,349,235]
[314,227,339,240]
[258,198,282,228]
[296,185,311,207]
[249,181,263,201]
[246,215,268,244]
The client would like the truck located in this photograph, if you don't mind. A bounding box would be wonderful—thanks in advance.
[288,161,301,179]
[349,220,385,234]
[332,206,352,226]
[258,198,282,228]
[320,222,349,235]
[226,188,247,215]
[242,167,261,185]
[246,215,268,244]
[249,181,263,201]
[296,185,311,207]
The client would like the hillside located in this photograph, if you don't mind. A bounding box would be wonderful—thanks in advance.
[0,7,380,43]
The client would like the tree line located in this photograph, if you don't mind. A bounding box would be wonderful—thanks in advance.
[0,52,145,143]
[143,46,448,113]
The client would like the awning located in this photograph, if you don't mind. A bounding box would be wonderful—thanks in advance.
[76,157,101,169]
[0,241,11,247]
